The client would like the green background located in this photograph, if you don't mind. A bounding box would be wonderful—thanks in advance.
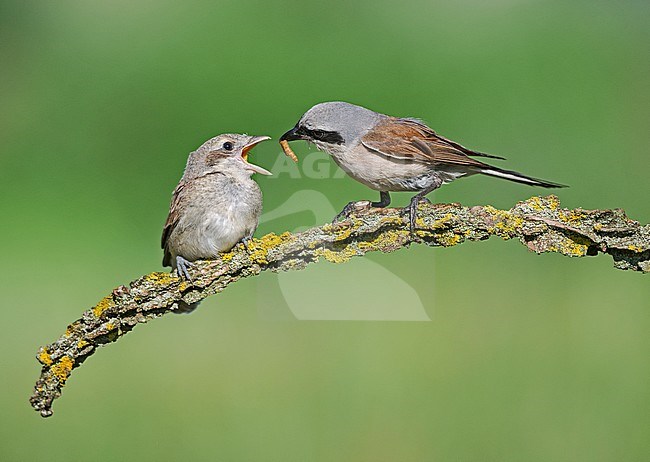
[2,0,649,460]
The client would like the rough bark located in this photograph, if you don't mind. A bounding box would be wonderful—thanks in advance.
[30,195,649,417]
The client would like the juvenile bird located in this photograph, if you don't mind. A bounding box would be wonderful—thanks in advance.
[280,102,565,232]
[162,134,271,280]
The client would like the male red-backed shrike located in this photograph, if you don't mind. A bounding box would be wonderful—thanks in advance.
[280,101,565,232]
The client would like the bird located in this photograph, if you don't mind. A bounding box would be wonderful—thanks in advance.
[161,133,271,281]
[279,101,566,233]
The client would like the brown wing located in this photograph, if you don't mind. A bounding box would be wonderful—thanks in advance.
[161,181,186,267]
[361,117,501,167]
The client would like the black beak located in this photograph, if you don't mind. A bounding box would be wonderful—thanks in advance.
[280,124,344,145]
[279,125,304,142]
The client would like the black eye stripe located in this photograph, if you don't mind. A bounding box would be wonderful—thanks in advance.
[299,127,344,145]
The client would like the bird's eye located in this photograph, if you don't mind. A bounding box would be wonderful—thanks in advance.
[222,141,234,151]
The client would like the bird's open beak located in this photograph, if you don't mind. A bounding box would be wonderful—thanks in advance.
[241,135,272,175]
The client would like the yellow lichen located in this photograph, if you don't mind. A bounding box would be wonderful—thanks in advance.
[77,339,89,349]
[65,327,74,337]
[380,215,407,227]
[356,241,373,251]
[494,215,524,236]
[558,239,588,256]
[51,356,74,384]
[411,206,457,235]
[356,230,407,252]
[484,205,509,219]
[144,272,177,285]
[627,245,644,253]
[103,322,120,342]
[93,295,115,318]
[549,235,591,257]
[415,217,427,229]
[38,348,53,366]
[483,206,523,237]
[326,219,367,242]
[247,232,293,264]
[526,196,545,211]
[546,195,560,210]
[332,226,354,241]
[220,252,234,262]
[178,281,189,291]
[431,213,454,229]
[523,195,560,212]
[438,233,462,247]
[558,209,585,226]
[316,247,358,263]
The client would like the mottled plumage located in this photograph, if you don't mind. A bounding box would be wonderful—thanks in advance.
[162,134,270,280]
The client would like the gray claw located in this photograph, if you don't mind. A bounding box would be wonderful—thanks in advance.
[176,256,194,280]
[409,201,417,235]
[333,200,371,223]
[333,203,355,223]
[404,197,425,235]
[240,234,253,252]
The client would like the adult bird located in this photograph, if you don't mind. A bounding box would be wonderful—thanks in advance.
[280,102,565,232]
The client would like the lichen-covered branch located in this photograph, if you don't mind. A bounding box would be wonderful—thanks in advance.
[30,195,649,417]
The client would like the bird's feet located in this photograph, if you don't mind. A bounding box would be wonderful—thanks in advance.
[239,234,254,252]
[403,196,432,235]
[333,200,372,223]
[175,256,195,280]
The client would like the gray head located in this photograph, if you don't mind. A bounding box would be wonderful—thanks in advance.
[182,133,271,180]
[280,102,383,149]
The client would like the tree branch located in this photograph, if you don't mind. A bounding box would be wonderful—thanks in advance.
[29,195,649,417]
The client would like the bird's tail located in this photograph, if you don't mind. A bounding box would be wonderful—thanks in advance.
[478,166,567,188]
